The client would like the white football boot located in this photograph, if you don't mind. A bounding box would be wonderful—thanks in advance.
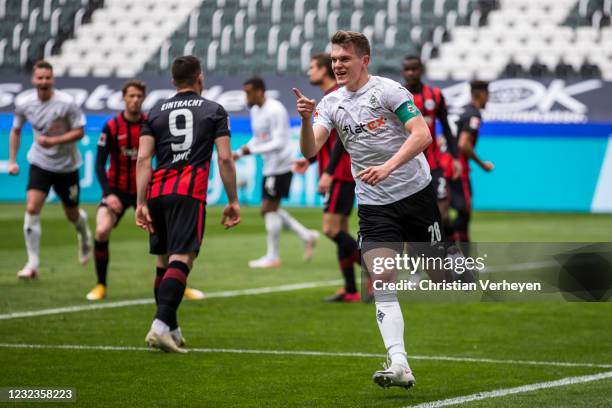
[248,256,281,269]
[373,360,416,389]
[145,329,187,353]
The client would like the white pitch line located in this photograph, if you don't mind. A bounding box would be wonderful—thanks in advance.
[0,343,610,370]
[0,279,343,321]
[406,370,612,408]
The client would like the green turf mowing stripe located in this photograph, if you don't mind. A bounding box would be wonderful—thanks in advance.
[406,370,612,407]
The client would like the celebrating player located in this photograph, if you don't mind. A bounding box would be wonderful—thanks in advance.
[136,56,240,352]
[234,77,318,269]
[451,80,494,252]
[8,60,92,279]
[402,55,461,240]
[87,80,205,301]
[293,54,360,302]
[295,31,442,389]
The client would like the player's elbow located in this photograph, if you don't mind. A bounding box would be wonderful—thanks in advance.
[217,151,233,165]
[74,127,85,140]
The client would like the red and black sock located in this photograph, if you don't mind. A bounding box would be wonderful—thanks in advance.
[153,266,167,305]
[94,240,109,286]
[155,261,190,331]
[452,210,471,256]
[333,231,359,294]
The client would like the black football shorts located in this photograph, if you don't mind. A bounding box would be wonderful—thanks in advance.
[27,164,80,207]
[148,195,205,255]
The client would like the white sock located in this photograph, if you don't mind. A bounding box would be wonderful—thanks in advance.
[23,213,41,270]
[264,212,282,260]
[170,327,182,342]
[375,300,409,367]
[73,208,89,239]
[277,209,312,242]
[151,318,170,336]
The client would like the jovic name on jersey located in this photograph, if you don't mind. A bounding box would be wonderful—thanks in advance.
[13,90,86,172]
[314,76,431,205]
[141,91,230,202]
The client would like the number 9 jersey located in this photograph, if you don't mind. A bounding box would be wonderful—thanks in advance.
[140,91,231,202]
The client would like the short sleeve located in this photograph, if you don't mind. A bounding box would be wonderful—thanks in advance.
[381,82,413,112]
[214,105,231,138]
[140,117,154,137]
[313,98,332,132]
[12,104,26,130]
[459,113,481,135]
[66,102,86,128]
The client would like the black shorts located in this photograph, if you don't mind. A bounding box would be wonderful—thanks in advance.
[324,180,355,216]
[450,177,472,212]
[148,195,205,256]
[99,189,137,227]
[358,182,443,243]
[27,164,80,207]
[431,167,448,201]
[262,172,292,200]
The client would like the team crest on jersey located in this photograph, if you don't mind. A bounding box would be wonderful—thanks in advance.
[314,109,319,119]
[369,94,379,108]
[98,132,107,146]
[425,99,436,110]
[469,116,481,129]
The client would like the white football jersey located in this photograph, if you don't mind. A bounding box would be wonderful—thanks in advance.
[13,90,86,173]
[314,76,431,205]
[248,98,294,176]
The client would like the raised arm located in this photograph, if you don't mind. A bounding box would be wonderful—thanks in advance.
[293,88,330,158]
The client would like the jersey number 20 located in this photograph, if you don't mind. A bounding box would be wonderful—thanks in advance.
[169,109,194,152]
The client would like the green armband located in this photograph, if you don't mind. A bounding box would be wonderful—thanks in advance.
[394,100,421,124]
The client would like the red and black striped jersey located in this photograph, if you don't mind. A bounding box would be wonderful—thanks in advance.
[141,91,230,202]
[410,84,445,170]
[96,112,146,196]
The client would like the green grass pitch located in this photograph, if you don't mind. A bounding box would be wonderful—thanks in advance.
[0,203,611,407]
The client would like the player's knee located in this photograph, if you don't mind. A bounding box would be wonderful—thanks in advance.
[25,202,41,215]
[322,223,340,239]
[64,206,79,223]
[95,225,111,241]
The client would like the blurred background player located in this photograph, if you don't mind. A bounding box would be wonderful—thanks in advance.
[402,55,461,241]
[293,53,360,302]
[296,31,440,389]
[8,60,92,279]
[235,77,318,269]
[136,56,240,352]
[87,80,205,301]
[452,80,494,253]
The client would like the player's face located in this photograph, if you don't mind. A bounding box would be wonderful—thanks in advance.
[308,60,325,86]
[477,90,490,109]
[402,60,422,85]
[123,87,144,114]
[243,84,263,108]
[32,68,54,91]
[331,43,368,87]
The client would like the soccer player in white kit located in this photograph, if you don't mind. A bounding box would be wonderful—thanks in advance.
[8,60,92,279]
[295,32,443,389]
[234,77,318,268]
